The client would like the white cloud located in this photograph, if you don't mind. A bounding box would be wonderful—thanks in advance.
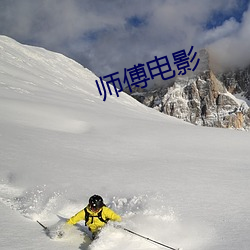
[198,18,240,46]
[0,0,249,75]
[208,4,250,69]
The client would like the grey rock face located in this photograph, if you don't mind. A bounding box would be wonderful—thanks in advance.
[217,66,250,100]
[127,50,250,130]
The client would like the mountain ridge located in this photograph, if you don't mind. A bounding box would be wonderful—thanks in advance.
[125,49,250,130]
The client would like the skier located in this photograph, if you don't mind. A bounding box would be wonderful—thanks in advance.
[66,194,121,239]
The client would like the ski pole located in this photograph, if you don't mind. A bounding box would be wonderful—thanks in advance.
[37,220,48,231]
[122,227,180,250]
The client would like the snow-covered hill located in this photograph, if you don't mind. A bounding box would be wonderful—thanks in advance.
[0,36,250,250]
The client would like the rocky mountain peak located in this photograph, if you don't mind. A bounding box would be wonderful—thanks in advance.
[127,49,250,130]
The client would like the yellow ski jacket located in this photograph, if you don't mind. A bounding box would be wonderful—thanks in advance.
[67,206,121,233]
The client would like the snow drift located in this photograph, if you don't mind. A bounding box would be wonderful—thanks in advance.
[0,36,250,250]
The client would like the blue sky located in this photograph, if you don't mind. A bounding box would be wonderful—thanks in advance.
[206,0,249,28]
[0,0,249,76]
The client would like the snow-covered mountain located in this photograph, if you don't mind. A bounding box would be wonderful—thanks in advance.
[0,36,250,250]
[127,49,250,130]
[217,65,250,101]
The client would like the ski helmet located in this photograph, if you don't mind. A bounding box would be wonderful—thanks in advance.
[89,195,104,210]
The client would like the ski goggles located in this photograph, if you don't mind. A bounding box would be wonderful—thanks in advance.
[89,205,101,212]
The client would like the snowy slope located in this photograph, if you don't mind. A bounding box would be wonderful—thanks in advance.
[0,36,250,250]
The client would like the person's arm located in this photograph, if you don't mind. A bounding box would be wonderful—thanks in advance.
[67,209,85,225]
[103,207,122,222]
